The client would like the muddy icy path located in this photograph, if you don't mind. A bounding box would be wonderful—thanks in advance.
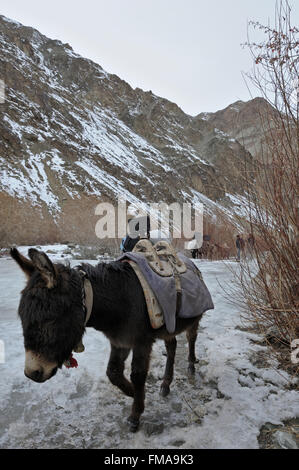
[0,256,297,449]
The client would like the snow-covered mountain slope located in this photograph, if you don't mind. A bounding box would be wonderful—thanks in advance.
[0,15,255,244]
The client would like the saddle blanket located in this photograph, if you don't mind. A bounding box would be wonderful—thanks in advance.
[118,252,214,333]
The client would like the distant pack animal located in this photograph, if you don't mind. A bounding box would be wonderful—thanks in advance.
[214,243,230,260]
[198,240,210,259]
[11,247,209,432]
[207,242,215,260]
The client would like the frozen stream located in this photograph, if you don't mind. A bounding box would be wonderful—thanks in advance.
[0,252,298,449]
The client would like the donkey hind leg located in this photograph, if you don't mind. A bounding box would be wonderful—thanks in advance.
[128,341,152,432]
[106,345,134,397]
[160,337,177,397]
[186,317,200,374]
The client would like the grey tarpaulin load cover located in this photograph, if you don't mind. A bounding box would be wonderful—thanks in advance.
[117,252,214,333]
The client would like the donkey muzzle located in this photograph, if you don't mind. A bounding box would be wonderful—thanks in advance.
[24,350,58,382]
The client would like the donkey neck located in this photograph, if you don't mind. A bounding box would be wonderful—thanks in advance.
[80,260,130,330]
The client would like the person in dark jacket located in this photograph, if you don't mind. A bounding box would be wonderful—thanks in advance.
[236,235,241,261]
[120,214,151,253]
[236,234,245,261]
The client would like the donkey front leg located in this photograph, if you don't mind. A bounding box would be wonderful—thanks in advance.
[128,342,152,432]
[106,345,134,397]
[160,337,177,397]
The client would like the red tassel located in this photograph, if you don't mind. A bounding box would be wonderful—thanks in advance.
[64,353,78,368]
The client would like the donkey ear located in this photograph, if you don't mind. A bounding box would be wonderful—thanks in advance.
[10,248,35,279]
[28,248,57,288]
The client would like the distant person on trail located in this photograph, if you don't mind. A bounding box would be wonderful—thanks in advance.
[236,235,241,261]
[247,233,254,249]
[247,233,255,258]
[239,235,245,253]
[120,214,151,253]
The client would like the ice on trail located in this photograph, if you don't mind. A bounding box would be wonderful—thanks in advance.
[0,253,297,449]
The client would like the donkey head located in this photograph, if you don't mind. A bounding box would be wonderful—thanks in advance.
[11,248,85,382]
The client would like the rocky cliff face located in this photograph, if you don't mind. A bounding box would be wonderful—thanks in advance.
[0,15,256,245]
[198,98,277,160]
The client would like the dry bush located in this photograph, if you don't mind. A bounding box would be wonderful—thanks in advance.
[237,0,299,374]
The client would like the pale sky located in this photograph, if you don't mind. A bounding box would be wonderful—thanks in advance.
[1,0,298,115]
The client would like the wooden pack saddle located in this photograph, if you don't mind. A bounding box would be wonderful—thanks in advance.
[126,239,187,329]
[132,239,187,276]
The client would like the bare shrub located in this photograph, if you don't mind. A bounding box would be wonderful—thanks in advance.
[238,0,299,374]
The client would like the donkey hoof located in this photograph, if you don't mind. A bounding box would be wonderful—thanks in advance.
[128,416,139,433]
[188,363,195,375]
[188,357,199,364]
[160,384,170,397]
